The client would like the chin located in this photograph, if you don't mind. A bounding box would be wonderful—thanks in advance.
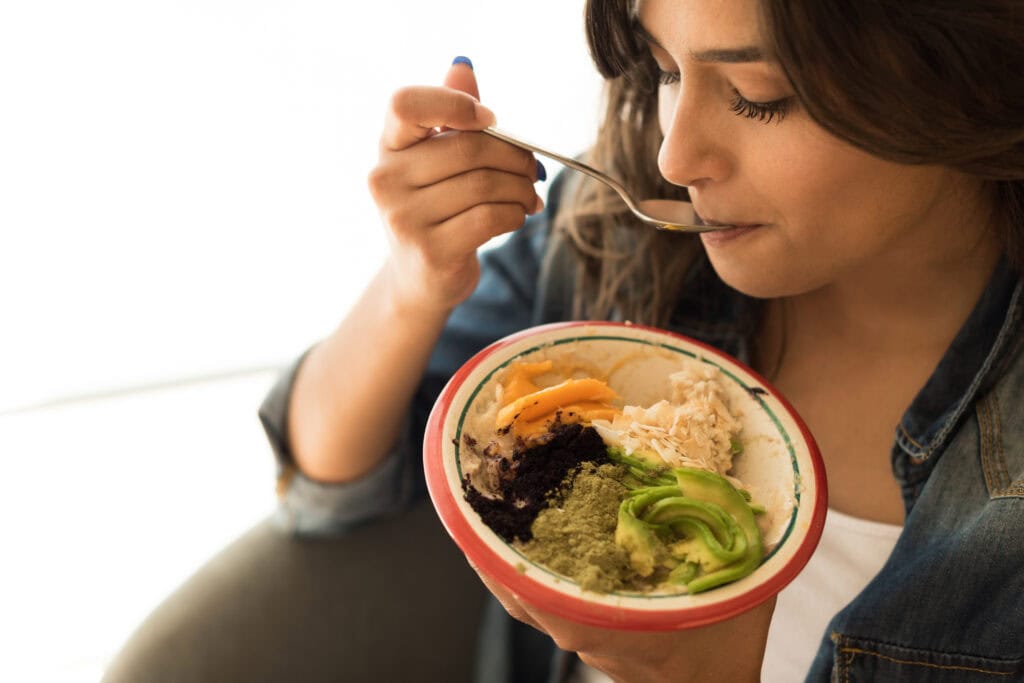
[704,250,824,300]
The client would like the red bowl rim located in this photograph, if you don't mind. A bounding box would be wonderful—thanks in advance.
[424,321,826,631]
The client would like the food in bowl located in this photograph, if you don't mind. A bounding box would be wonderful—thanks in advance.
[458,350,773,595]
[424,322,825,630]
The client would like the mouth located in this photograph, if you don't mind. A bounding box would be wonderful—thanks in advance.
[697,216,765,230]
[695,215,766,245]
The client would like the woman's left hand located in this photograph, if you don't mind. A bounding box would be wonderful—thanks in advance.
[475,569,775,683]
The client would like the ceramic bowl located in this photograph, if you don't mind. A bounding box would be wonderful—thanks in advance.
[424,321,826,630]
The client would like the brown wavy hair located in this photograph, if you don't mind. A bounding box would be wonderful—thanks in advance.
[557,0,1024,325]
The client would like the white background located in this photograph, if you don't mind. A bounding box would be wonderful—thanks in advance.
[0,1,602,680]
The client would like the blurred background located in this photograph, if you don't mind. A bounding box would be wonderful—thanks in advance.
[0,1,602,680]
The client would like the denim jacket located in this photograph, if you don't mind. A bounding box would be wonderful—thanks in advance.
[262,174,1024,682]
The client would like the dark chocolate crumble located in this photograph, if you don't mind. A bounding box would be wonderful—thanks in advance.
[462,422,610,543]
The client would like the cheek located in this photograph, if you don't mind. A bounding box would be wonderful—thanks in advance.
[702,126,913,296]
[750,122,879,230]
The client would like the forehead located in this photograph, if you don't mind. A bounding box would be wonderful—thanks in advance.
[636,0,765,48]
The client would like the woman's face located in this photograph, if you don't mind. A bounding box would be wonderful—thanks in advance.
[639,0,990,298]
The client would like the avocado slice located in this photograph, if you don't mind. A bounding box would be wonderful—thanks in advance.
[671,467,764,593]
[615,497,672,578]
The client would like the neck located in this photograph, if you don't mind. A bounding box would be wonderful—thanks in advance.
[757,232,1002,379]
[793,245,999,356]
[793,181,1002,363]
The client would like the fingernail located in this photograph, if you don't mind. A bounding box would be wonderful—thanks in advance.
[452,56,474,70]
[536,159,548,182]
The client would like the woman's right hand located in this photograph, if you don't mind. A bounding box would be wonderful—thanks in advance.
[367,59,544,315]
[289,61,543,484]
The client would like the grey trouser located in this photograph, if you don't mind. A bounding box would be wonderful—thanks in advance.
[101,499,487,683]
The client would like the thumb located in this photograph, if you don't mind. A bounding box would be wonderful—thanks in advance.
[444,56,481,101]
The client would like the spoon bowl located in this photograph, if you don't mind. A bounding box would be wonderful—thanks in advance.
[482,127,729,233]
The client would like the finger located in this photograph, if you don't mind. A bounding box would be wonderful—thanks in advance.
[425,203,533,265]
[401,130,539,188]
[387,201,531,277]
[388,167,539,227]
[518,606,609,655]
[577,653,625,682]
[382,85,496,152]
[385,171,540,248]
[369,130,538,200]
[474,569,545,632]
[444,56,480,101]
[437,57,481,134]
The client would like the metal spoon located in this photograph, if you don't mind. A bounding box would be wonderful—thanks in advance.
[482,127,728,233]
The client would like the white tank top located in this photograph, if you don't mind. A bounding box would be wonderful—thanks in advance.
[761,507,902,681]
[570,508,902,683]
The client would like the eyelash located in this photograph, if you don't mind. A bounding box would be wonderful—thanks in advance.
[657,69,681,86]
[656,70,792,124]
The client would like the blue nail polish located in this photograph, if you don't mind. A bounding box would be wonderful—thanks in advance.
[536,159,548,182]
[452,56,474,70]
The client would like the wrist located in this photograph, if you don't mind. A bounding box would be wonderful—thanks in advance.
[380,255,469,322]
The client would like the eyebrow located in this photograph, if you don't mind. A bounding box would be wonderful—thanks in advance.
[633,21,767,63]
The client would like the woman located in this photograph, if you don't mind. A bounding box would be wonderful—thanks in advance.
[104,0,1024,681]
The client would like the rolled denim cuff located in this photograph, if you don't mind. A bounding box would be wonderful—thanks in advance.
[273,447,412,536]
[259,349,419,537]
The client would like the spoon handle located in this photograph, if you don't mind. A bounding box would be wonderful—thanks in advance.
[481,127,640,213]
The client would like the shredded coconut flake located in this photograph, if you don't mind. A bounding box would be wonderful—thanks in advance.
[591,364,740,477]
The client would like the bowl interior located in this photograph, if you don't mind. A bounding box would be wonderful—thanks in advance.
[424,322,825,630]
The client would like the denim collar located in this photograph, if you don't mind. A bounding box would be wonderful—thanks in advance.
[668,255,1024,503]
[893,257,1024,505]
[897,258,1023,458]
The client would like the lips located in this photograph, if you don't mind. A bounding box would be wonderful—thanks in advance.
[694,214,767,246]
[697,216,764,230]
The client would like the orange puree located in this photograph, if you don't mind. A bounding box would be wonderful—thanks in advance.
[496,362,621,440]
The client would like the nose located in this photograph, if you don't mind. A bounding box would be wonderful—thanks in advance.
[656,84,731,190]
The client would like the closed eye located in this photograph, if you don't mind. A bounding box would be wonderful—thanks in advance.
[657,68,680,86]
[655,68,793,124]
[729,89,793,124]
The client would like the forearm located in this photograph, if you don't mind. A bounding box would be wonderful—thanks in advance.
[288,261,451,483]
[288,59,541,484]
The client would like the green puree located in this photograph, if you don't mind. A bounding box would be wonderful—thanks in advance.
[514,446,765,595]
[518,463,638,593]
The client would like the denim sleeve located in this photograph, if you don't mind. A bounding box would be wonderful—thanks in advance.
[259,199,564,537]
[258,351,421,536]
